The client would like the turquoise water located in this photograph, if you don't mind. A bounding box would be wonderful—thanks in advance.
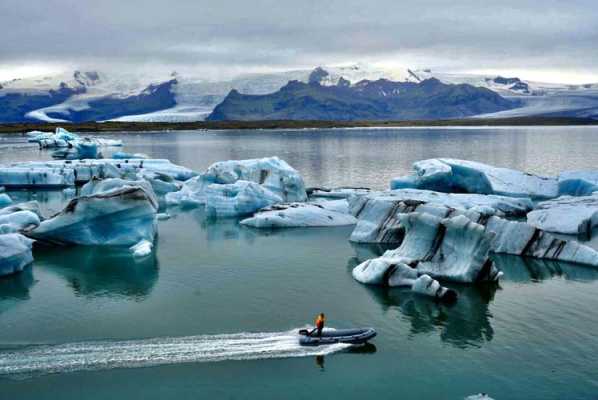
[1,127,598,399]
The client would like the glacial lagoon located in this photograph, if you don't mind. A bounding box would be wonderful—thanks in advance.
[1,127,598,400]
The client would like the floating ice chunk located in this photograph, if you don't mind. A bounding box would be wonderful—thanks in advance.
[81,178,158,207]
[157,213,170,220]
[354,213,500,285]
[348,189,532,243]
[465,395,495,400]
[29,182,157,246]
[558,170,598,196]
[137,170,182,195]
[113,151,148,159]
[0,166,76,188]
[63,187,77,197]
[352,258,457,302]
[527,193,598,235]
[0,233,34,276]
[0,211,40,234]
[0,193,12,208]
[240,201,357,228]
[51,138,100,160]
[130,240,153,258]
[391,158,559,199]
[164,175,208,207]
[4,159,195,187]
[202,157,307,202]
[486,216,598,267]
[205,180,282,218]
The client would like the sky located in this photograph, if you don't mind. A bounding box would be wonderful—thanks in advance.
[0,0,597,83]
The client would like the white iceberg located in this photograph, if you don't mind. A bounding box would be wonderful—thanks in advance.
[526,193,598,235]
[0,233,34,277]
[352,259,457,302]
[391,158,559,199]
[2,159,196,187]
[354,213,501,285]
[130,239,153,258]
[29,180,158,246]
[486,216,598,267]
[348,189,533,243]
[240,200,356,228]
[205,180,282,218]
[166,157,306,208]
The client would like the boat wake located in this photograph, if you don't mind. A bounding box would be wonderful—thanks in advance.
[0,329,351,379]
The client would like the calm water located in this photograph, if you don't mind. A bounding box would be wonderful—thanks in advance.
[1,127,598,399]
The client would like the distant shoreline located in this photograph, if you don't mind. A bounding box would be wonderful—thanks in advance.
[0,116,597,134]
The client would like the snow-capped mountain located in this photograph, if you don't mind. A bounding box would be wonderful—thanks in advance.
[2,63,598,122]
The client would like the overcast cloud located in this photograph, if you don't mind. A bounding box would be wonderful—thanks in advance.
[1,0,597,82]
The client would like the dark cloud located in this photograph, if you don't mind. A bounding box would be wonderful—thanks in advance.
[1,0,597,80]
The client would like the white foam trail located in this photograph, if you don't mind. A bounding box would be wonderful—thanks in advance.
[0,329,351,378]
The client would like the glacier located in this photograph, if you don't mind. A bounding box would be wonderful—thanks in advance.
[28,179,158,246]
[527,193,598,235]
[240,200,356,228]
[391,158,559,199]
[0,233,34,277]
[353,212,500,290]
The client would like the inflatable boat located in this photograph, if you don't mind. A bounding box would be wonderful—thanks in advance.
[298,328,377,346]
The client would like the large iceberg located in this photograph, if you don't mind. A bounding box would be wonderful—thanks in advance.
[0,233,34,276]
[166,157,306,208]
[28,179,158,246]
[240,200,357,228]
[527,193,598,235]
[205,180,283,218]
[353,212,500,292]
[391,158,559,199]
[349,189,533,243]
[1,159,196,188]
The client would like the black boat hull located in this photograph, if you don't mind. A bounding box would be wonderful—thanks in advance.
[298,328,376,346]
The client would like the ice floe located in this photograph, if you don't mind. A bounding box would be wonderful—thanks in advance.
[130,239,153,258]
[205,180,283,218]
[391,158,559,199]
[29,179,158,246]
[240,200,356,228]
[348,189,533,243]
[0,233,34,276]
[527,193,598,235]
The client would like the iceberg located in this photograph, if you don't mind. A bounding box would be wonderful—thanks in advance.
[0,193,12,208]
[0,211,40,234]
[240,200,357,228]
[352,260,457,303]
[0,233,34,277]
[558,170,598,196]
[165,157,306,208]
[137,170,182,195]
[2,159,196,187]
[391,158,559,199]
[112,151,148,159]
[353,212,499,289]
[28,179,158,246]
[526,193,598,235]
[348,189,533,243]
[205,180,282,218]
[486,216,598,267]
[201,157,306,202]
[130,239,153,258]
[308,187,371,199]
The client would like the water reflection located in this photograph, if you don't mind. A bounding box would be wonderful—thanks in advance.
[493,254,598,283]
[0,266,35,314]
[34,246,158,300]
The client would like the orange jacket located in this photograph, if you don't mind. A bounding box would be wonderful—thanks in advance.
[315,315,325,329]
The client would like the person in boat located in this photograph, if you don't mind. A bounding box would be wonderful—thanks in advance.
[310,313,325,337]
